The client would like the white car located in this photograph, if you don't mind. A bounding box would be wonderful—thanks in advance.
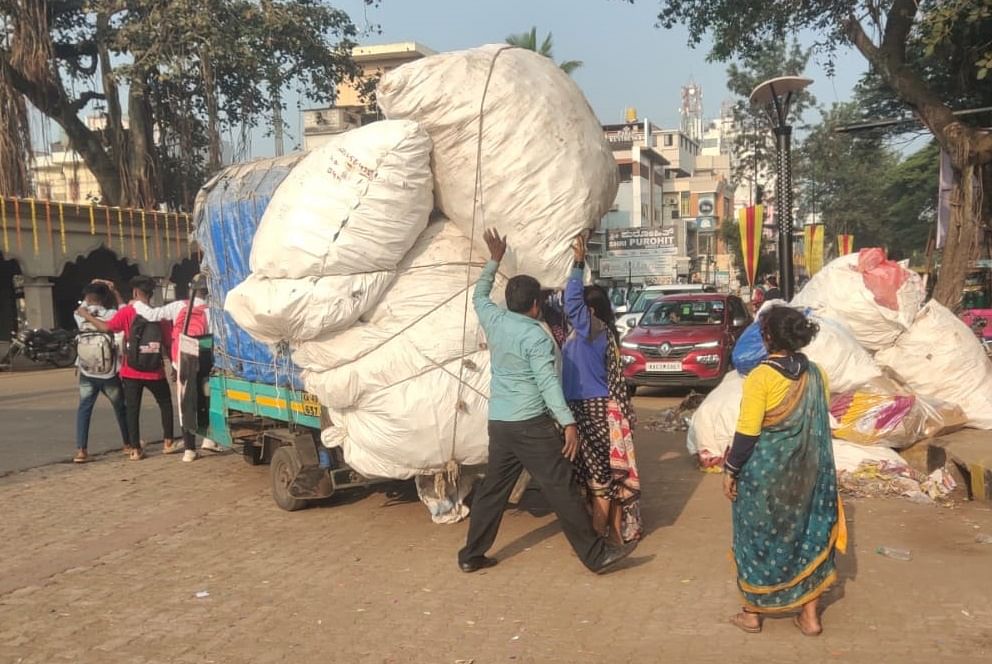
[618,284,718,336]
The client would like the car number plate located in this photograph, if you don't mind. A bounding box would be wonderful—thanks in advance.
[646,361,682,373]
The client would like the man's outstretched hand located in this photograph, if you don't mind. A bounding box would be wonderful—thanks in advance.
[484,229,507,263]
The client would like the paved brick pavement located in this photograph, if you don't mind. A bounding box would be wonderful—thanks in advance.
[1,402,991,663]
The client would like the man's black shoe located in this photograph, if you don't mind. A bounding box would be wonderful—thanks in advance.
[459,556,498,573]
[593,540,638,574]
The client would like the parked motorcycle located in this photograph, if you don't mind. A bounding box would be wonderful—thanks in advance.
[0,327,78,370]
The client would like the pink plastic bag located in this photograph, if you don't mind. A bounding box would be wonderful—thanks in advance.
[858,248,908,311]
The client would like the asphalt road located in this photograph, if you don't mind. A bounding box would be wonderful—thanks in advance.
[0,367,180,475]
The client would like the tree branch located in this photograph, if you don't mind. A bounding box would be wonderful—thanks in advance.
[69,90,106,112]
[880,0,917,64]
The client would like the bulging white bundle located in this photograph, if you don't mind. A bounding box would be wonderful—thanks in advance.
[250,120,433,279]
[297,221,502,479]
[225,120,433,342]
[378,44,618,287]
[224,272,394,343]
[791,252,923,351]
[875,300,992,429]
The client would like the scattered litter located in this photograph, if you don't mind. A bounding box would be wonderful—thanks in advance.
[455,659,475,664]
[876,546,912,561]
[424,611,431,616]
[194,591,210,599]
[356,608,366,613]
[962,610,972,618]
[317,620,322,625]
[465,620,475,626]
[642,392,703,432]
[839,462,956,503]
[976,533,992,544]
[421,588,432,593]
[511,636,520,641]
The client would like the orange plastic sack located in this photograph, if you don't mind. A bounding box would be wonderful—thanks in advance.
[858,248,909,311]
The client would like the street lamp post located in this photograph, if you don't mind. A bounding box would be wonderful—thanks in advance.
[749,76,813,301]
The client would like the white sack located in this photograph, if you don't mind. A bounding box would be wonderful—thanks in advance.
[791,253,924,351]
[755,300,883,393]
[875,300,992,429]
[686,371,743,460]
[224,272,394,343]
[299,221,503,479]
[249,120,433,279]
[832,439,907,473]
[378,44,618,287]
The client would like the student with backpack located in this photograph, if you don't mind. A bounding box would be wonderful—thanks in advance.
[132,273,220,463]
[77,275,176,461]
[72,281,129,463]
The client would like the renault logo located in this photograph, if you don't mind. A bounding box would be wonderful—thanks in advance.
[659,342,672,356]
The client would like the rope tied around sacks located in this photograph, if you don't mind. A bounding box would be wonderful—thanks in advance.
[439,45,515,496]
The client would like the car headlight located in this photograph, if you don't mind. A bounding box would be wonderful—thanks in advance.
[622,355,636,366]
[621,341,639,350]
[694,340,720,349]
[697,354,721,365]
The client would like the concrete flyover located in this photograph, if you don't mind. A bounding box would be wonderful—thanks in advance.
[0,195,199,337]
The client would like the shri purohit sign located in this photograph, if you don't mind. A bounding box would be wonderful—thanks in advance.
[605,227,677,256]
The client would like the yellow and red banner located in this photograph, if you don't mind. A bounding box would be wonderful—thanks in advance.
[738,204,764,287]
[837,234,855,256]
[803,224,825,276]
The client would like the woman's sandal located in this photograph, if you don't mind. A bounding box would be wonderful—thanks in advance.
[730,610,762,634]
[793,615,823,637]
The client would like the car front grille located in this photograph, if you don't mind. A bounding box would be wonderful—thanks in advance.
[637,343,694,359]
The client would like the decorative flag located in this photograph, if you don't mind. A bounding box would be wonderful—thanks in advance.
[58,203,67,254]
[803,224,825,276]
[1,197,8,253]
[28,198,39,255]
[837,234,855,256]
[737,204,764,287]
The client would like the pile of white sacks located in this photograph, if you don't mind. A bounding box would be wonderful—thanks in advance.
[688,249,992,476]
[225,45,618,485]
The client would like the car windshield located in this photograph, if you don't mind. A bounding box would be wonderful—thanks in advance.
[630,290,662,314]
[641,299,725,327]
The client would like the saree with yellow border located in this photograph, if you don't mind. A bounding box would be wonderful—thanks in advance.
[732,363,847,612]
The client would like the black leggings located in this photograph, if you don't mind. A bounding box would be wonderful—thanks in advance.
[122,377,174,445]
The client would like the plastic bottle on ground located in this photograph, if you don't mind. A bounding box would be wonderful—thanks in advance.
[876,546,912,561]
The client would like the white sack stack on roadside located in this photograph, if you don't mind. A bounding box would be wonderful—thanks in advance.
[791,250,924,351]
[297,221,500,479]
[225,120,433,342]
[378,44,618,287]
[875,300,992,429]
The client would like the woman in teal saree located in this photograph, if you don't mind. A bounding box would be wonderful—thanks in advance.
[723,306,847,636]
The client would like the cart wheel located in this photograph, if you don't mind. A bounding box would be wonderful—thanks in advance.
[271,446,307,512]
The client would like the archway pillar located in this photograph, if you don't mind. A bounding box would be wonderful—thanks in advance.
[22,277,55,329]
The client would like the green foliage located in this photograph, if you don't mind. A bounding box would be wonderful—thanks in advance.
[505,26,583,75]
[0,0,368,207]
[796,103,938,260]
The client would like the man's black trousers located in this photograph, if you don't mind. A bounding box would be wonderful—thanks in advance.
[459,415,607,571]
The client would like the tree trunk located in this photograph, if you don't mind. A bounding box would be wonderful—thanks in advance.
[127,78,159,207]
[201,55,222,172]
[932,159,984,308]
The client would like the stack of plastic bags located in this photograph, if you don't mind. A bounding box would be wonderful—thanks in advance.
[688,248,992,493]
[217,45,618,492]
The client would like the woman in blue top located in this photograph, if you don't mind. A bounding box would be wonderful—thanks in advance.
[563,234,642,543]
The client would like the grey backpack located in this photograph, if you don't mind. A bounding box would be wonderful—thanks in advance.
[77,321,117,375]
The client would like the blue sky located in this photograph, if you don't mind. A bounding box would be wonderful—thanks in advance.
[257,0,869,154]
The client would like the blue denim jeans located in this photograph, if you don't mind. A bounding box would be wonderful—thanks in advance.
[77,375,129,450]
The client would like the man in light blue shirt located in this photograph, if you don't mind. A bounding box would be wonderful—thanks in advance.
[458,230,637,574]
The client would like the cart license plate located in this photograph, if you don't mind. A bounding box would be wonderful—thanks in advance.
[646,361,682,373]
[300,392,322,417]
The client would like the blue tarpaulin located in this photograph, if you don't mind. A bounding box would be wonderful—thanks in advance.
[193,155,306,388]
